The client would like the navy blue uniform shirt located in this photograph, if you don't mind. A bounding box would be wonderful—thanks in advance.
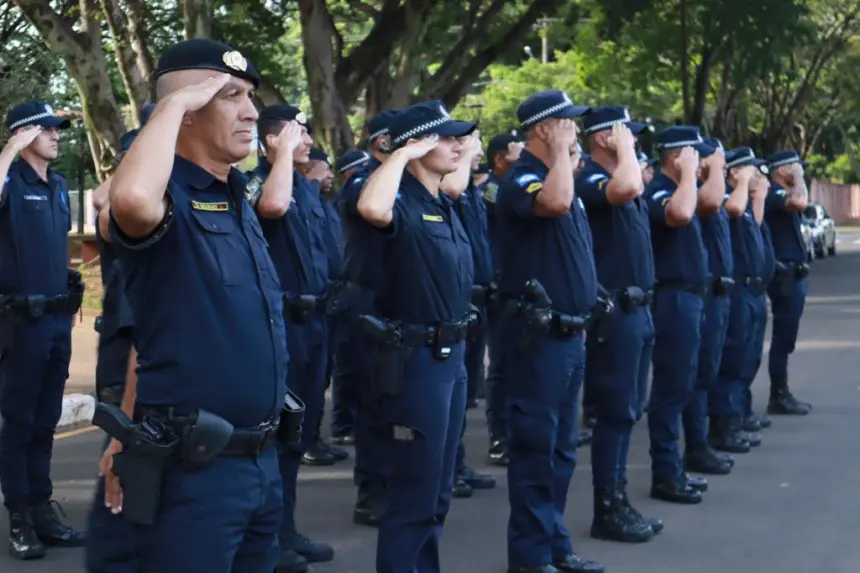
[728,197,766,280]
[110,155,287,428]
[455,181,493,286]
[319,191,345,280]
[496,150,597,315]
[248,161,329,298]
[760,220,777,282]
[0,159,70,296]
[370,171,474,324]
[477,172,503,274]
[96,224,135,338]
[340,157,385,291]
[576,158,654,290]
[764,182,806,263]
[699,198,734,279]
[644,171,709,286]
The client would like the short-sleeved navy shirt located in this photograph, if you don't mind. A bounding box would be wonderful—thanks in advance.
[496,150,597,315]
[0,159,71,296]
[575,158,654,290]
[320,194,344,280]
[764,182,806,263]
[699,197,734,279]
[644,171,709,286]
[760,220,777,282]
[340,157,384,291]
[248,161,328,298]
[728,197,766,279]
[110,155,287,428]
[455,181,493,286]
[477,172,503,274]
[369,171,474,325]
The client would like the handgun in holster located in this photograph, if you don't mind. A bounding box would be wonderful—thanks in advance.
[514,279,553,353]
[591,290,615,343]
[466,303,482,339]
[67,269,85,315]
[92,403,180,525]
[285,294,318,325]
[358,314,410,396]
[774,262,795,297]
[278,389,305,446]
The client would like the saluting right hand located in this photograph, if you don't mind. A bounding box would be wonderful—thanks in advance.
[548,119,578,153]
[607,123,635,152]
[163,74,231,113]
[2,125,42,155]
[733,165,755,184]
[272,120,303,152]
[398,134,440,160]
[675,147,699,174]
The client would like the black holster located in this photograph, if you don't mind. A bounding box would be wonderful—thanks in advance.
[712,277,735,297]
[278,389,305,446]
[178,409,234,470]
[67,269,85,315]
[285,294,320,325]
[359,315,411,397]
[775,263,796,297]
[590,296,615,342]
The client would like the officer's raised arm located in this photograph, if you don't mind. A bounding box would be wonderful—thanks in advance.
[532,120,576,217]
[696,140,727,215]
[255,119,303,217]
[357,134,439,227]
[663,147,700,226]
[440,132,481,198]
[603,123,643,205]
[0,126,42,207]
[724,148,760,218]
[109,73,230,239]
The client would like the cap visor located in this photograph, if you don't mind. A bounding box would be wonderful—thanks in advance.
[627,121,648,135]
[558,105,591,119]
[435,120,477,139]
[694,143,716,157]
[40,116,71,130]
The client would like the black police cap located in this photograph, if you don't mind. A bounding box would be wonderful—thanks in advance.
[309,147,330,165]
[487,133,521,155]
[6,101,71,132]
[258,104,312,133]
[726,147,768,173]
[388,100,476,148]
[335,150,370,174]
[368,109,401,143]
[582,106,646,135]
[153,38,260,89]
[766,150,803,170]
[517,90,590,130]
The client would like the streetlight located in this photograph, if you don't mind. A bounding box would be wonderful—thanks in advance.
[524,46,535,59]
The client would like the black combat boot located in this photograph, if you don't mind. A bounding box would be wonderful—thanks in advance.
[30,500,85,548]
[590,486,654,543]
[7,506,46,560]
[768,385,812,416]
[353,482,384,527]
[684,443,732,475]
[488,438,509,466]
[619,479,663,534]
[709,414,750,454]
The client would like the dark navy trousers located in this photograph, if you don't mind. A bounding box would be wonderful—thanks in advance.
[85,435,139,573]
[0,314,72,508]
[456,308,488,470]
[742,292,769,416]
[375,344,466,573]
[647,288,704,481]
[715,286,766,417]
[587,306,654,487]
[135,447,282,572]
[280,316,329,536]
[484,301,508,442]
[683,293,731,446]
[350,330,390,492]
[503,314,585,569]
[767,276,807,389]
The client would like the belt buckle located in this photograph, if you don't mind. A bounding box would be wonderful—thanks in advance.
[432,325,453,360]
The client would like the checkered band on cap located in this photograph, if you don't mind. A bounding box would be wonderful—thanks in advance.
[337,155,369,173]
[727,149,756,167]
[393,117,454,145]
[656,137,704,150]
[584,109,632,134]
[769,154,800,168]
[368,128,388,142]
[521,101,575,129]
[9,112,54,131]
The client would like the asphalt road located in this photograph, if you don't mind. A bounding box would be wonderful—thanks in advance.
[4,239,860,573]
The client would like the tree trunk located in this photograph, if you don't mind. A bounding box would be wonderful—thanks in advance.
[679,0,690,120]
[182,0,212,39]
[98,0,149,120]
[124,0,157,103]
[298,0,354,156]
[13,0,125,181]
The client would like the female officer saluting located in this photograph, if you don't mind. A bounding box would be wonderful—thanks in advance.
[357,100,476,573]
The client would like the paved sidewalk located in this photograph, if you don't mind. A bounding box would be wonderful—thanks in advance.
[67,313,99,397]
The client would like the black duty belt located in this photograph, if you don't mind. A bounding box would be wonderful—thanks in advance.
[399,320,470,348]
[138,407,280,458]
[735,276,766,291]
[615,286,653,313]
[548,311,590,338]
[776,262,810,279]
[2,294,75,318]
[284,293,328,324]
[711,276,735,297]
[654,281,709,297]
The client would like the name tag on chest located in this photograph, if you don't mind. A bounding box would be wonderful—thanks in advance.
[192,201,229,212]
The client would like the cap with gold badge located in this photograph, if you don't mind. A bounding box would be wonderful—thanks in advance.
[258,104,312,134]
[152,38,260,89]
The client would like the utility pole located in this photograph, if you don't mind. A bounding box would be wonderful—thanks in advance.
[534,17,560,64]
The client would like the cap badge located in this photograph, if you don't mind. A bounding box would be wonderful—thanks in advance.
[439,104,451,119]
[295,111,308,125]
[222,51,248,72]
[44,104,53,115]
[562,92,572,104]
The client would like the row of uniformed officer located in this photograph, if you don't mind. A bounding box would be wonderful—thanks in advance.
[0,102,86,560]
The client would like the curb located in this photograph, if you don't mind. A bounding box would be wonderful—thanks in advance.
[58,393,96,429]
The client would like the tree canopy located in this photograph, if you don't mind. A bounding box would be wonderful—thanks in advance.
[3,0,860,185]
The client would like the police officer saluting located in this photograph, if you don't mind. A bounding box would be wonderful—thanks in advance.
[0,101,85,559]
[713,148,770,453]
[107,39,289,572]
[245,104,335,570]
[763,150,813,416]
[496,90,602,573]
[576,106,662,543]
[356,100,475,573]
[644,126,714,505]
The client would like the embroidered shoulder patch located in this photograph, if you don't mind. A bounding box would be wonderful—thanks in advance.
[650,189,670,201]
[587,173,608,184]
[482,182,499,204]
[525,181,543,194]
[516,173,540,186]
[192,200,229,212]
